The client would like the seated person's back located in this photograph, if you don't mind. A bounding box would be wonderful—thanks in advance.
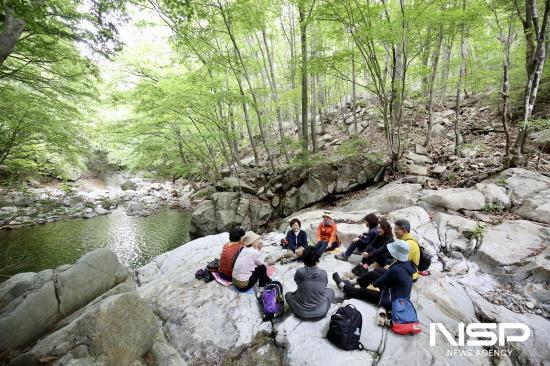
[219,227,245,279]
[232,231,271,291]
[285,247,335,320]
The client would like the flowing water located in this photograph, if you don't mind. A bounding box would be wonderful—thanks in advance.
[0,208,191,279]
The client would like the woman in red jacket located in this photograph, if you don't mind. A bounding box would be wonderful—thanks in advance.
[314,211,340,256]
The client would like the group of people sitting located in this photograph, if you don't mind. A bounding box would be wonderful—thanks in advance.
[216,210,422,324]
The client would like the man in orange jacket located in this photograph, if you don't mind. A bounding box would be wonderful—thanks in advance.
[314,211,340,256]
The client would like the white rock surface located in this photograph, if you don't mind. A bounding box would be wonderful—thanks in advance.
[343,182,422,212]
[475,183,510,208]
[421,188,486,211]
[486,168,550,206]
[516,188,550,224]
[474,220,549,269]
[137,233,526,365]
[386,206,431,229]
[434,213,479,253]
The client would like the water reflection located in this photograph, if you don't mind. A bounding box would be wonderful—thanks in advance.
[0,209,190,278]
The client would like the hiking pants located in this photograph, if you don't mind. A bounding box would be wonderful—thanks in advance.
[344,237,370,257]
[342,283,381,305]
[239,265,271,291]
[315,240,339,256]
[357,268,386,288]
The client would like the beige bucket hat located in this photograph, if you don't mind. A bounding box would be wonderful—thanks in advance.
[243,231,261,247]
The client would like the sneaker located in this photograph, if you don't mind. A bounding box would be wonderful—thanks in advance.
[334,253,348,261]
[332,272,342,286]
[376,307,387,327]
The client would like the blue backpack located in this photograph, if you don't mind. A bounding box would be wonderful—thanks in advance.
[391,298,421,335]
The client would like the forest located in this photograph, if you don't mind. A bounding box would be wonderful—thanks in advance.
[0,0,549,182]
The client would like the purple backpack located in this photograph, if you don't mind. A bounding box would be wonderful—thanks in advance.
[260,281,284,320]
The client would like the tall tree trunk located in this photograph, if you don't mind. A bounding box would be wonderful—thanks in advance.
[439,35,455,105]
[218,0,276,171]
[235,72,259,164]
[216,98,241,168]
[0,8,26,67]
[226,103,242,167]
[317,73,325,134]
[455,0,467,155]
[421,27,433,95]
[425,29,443,146]
[188,119,220,175]
[351,45,358,134]
[495,4,515,166]
[289,5,302,139]
[310,45,317,152]
[299,2,309,152]
[262,29,290,162]
[510,0,550,167]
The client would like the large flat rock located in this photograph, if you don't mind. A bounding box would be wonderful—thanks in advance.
[517,187,550,224]
[0,249,129,351]
[10,292,158,366]
[135,231,545,365]
[474,220,549,269]
[420,188,486,211]
[483,168,550,206]
[342,182,422,212]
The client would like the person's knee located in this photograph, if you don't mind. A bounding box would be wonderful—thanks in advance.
[342,283,354,293]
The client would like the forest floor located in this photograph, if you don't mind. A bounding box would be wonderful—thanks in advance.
[234,93,550,190]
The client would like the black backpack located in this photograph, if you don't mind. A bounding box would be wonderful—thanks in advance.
[327,304,364,351]
[417,246,432,272]
[206,258,220,272]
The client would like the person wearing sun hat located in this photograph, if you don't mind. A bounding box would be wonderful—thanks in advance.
[313,210,341,256]
[232,231,272,291]
[333,239,416,313]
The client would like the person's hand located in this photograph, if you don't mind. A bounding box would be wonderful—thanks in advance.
[384,264,390,269]
[352,238,359,243]
[362,252,369,258]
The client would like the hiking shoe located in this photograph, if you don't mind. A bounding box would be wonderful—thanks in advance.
[332,272,342,286]
[334,253,348,261]
[376,307,387,327]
